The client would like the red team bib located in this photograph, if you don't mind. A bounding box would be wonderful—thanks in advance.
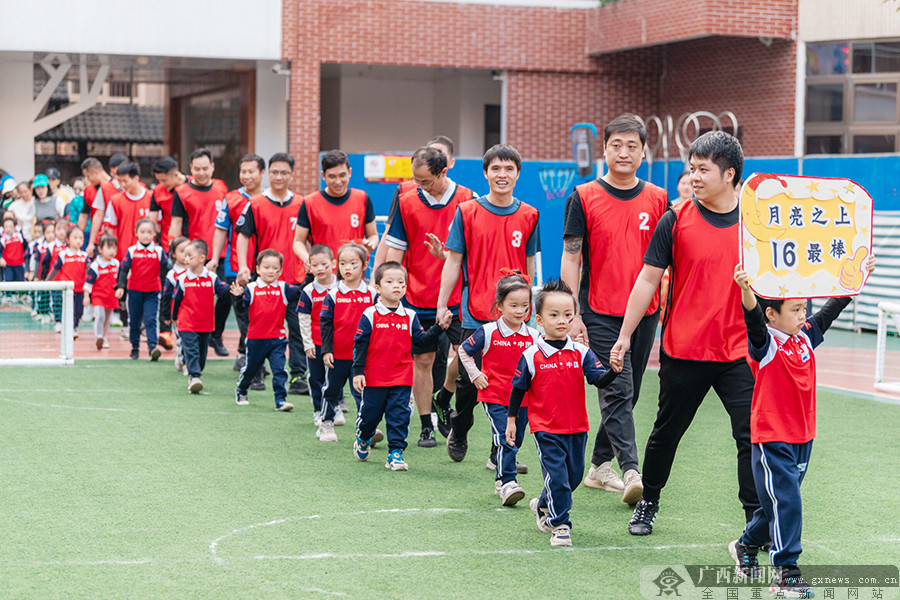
[577,180,668,316]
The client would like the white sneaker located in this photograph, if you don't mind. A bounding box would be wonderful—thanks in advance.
[53,322,62,333]
[102,339,110,349]
[174,355,184,371]
[188,377,203,394]
[583,461,625,492]
[318,421,338,442]
[499,481,526,507]
[82,312,93,323]
[110,313,123,327]
[551,525,572,547]
[493,479,503,496]
[313,413,323,427]
[333,411,346,426]
[530,498,551,533]
[622,469,644,505]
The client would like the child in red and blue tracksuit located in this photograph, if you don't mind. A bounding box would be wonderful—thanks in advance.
[507,280,616,546]
[231,249,302,412]
[1,217,28,283]
[729,260,875,597]
[172,239,231,393]
[297,244,337,421]
[47,227,89,328]
[351,261,444,470]
[116,219,166,360]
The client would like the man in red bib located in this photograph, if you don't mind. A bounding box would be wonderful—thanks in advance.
[437,144,540,462]
[104,162,152,262]
[235,153,308,395]
[292,149,378,269]
[149,156,187,253]
[611,131,759,536]
[561,115,669,504]
[209,154,263,372]
[149,156,187,349]
[384,145,472,447]
[168,148,230,356]
[78,157,118,256]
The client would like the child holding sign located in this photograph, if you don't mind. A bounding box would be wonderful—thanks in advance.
[730,256,874,599]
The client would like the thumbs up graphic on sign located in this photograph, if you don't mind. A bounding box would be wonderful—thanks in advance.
[839,247,869,292]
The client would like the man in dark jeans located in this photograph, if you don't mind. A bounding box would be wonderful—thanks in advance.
[561,114,670,506]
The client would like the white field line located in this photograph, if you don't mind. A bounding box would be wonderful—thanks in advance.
[0,396,250,415]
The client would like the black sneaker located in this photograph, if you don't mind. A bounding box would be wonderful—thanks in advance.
[417,427,437,448]
[446,425,468,462]
[770,566,814,599]
[129,349,139,360]
[628,498,659,536]
[433,393,452,437]
[516,462,529,474]
[288,377,309,395]
[249,369,266,391]
[209,336,229,357]
[728,540,761,578]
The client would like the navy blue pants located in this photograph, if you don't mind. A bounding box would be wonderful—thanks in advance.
[741,440,813,566]
[52,290,85,327]
[584,310,658,473]
[533,431,588,529]
[483,402,528,484]
[127,290,159,352]
[321,358,361,422]
[180,331,210,378]
[3,264,24,282]
[357,385,413,452]
[237,338,288,404]
[307,345,326,414]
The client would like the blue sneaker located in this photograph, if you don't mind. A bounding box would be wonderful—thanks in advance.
[354,437,371,461]
[385,449,408,471]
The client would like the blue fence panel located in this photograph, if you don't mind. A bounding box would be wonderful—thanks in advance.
[344,153,899,281]
[802,155,900,212]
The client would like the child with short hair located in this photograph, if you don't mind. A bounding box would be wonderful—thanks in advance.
[318,242,376,442]
[162,236,189,373]
[230,249,302,412]
[172,239,231,393]
[41,219,69,327]
[46,226,89,334]
[298,244,337,423]
[1,217,28,282]
[352,262,445,470]
[458,271,540,505]
[28,221,55,322]
[506,279,617,547]
[116,218,166,361]
[730,259,875,598]
[85,235,119,350]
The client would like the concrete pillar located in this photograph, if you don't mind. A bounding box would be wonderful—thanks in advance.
[255,60,289,187]
[0,53,36,180]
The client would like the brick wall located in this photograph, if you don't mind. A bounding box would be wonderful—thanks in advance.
[282,0,601,190]
[589,0,798,54]
[658,37,797,158]
[281,0,798,190]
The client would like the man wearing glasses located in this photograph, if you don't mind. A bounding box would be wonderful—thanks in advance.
[235,153,309,395]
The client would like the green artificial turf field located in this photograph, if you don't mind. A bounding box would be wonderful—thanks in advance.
[1,360,898,599]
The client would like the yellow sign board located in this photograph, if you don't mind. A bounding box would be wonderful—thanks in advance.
[363,154,413,184]
[739,173,874,299]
